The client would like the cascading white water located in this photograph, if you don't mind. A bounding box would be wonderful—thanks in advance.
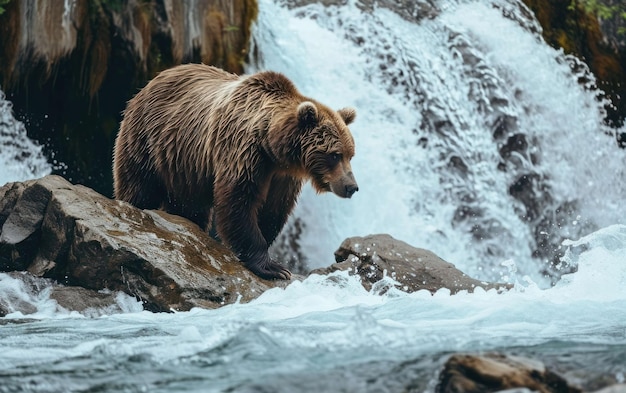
[251,0,626,286]
[0,90,51,186]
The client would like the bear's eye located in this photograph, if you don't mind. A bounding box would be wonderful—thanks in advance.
[327,153,342,166]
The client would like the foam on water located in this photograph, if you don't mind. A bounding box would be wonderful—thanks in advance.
[1,225,624,390]
[0,273,144,320]
[1,224,624,335]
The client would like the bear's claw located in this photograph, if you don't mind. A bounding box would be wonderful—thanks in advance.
[246,258,292,281]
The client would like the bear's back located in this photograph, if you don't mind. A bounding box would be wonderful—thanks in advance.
[242,71,298,98]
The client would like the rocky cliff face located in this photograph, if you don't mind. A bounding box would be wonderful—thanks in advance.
[521,0,626,140]
[0,0,257,195]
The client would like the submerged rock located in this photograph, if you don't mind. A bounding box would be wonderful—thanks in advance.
[436,353,582,393]
[315,234,510,294]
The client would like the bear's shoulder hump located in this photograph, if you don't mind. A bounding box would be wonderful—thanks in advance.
[246,71,297,96]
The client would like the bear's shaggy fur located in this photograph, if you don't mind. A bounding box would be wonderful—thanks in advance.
[113,64,358,280]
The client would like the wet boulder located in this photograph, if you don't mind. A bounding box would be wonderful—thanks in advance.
[0,175,291,312]
[315,234,510,294]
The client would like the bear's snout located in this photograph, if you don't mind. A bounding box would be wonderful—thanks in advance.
[330,171,358,199]
[345,183,359,198]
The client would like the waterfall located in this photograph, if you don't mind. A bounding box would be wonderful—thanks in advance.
[0,90,51,186]
[249,0,626,286]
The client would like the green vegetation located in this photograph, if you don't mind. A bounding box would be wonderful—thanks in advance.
[0,0,11,15]
[96,0,124,13]
[570,0,626,35]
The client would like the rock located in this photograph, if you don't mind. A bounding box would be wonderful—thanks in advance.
[314,234,510,294]
[436,353,582,393]
[0,175,292,312]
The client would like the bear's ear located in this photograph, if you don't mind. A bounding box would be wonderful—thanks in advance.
[338,107,356,125]
[297,101,318,128]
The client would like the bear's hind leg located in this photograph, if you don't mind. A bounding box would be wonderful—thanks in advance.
[114,168,166,210]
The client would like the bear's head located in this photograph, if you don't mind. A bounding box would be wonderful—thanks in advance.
[293,101,358,199]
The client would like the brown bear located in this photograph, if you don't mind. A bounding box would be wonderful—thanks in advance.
[113,64,358,280]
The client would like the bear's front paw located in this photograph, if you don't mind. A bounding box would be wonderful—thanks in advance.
[245,256,292,280]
